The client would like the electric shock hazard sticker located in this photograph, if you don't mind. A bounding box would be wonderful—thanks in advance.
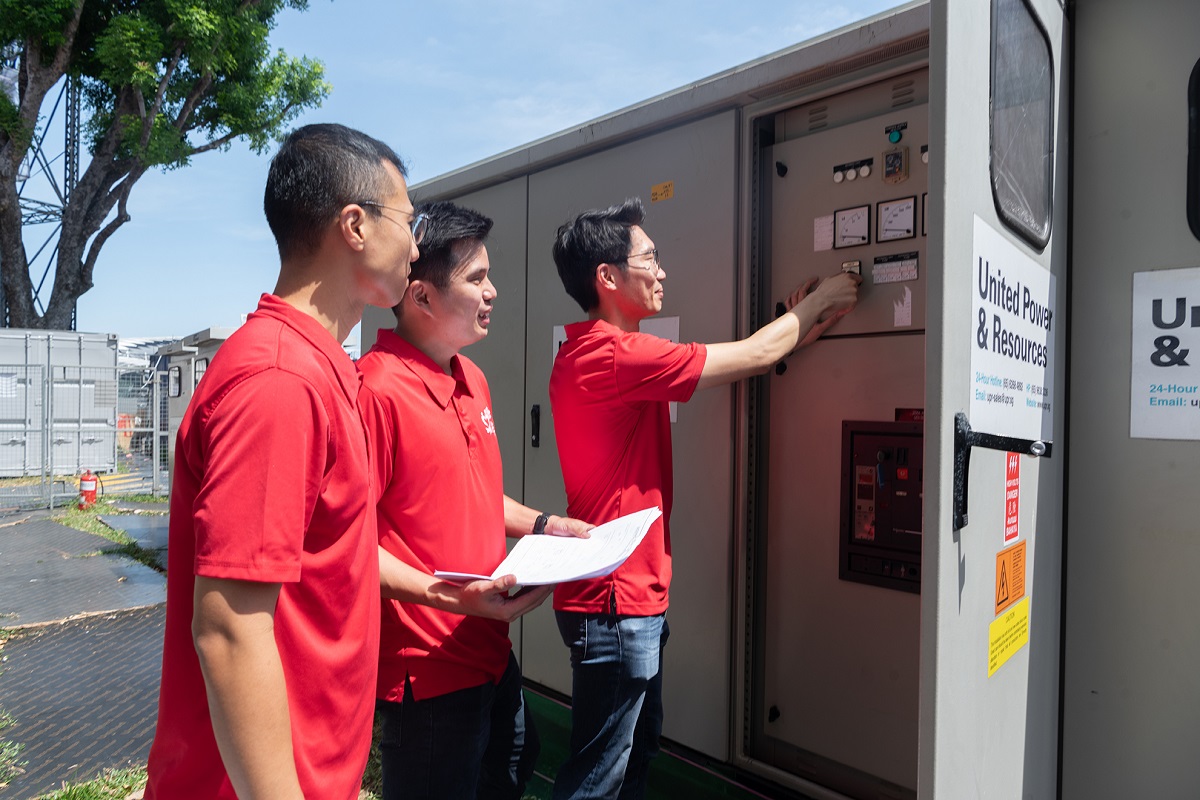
[995,540,1026,616]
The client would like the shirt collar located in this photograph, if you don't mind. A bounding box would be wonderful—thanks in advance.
[372,328,472,409]
[565,318,616,340]
[250,293,361,400]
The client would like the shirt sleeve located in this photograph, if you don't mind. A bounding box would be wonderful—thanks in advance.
[613,333,707,404]
[192,370,328,583]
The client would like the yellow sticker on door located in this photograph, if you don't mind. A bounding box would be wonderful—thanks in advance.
[651,181,674,202]
[988,596,1030,677]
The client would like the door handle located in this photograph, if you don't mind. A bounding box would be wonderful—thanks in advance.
[952,412,1050,530]
[531,404,540,448]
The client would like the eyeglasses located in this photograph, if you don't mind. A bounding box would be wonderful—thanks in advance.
[622,248,660,272]
[359,201,429,245]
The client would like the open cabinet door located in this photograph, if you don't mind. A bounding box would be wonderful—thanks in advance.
[923,1,1069,798]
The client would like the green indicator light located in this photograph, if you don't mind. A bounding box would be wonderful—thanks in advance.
[888,129,903,144]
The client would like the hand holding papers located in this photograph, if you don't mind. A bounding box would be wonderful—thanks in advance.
[435,507,662,586]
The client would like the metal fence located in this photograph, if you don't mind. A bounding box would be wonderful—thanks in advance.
[0,364,169,510]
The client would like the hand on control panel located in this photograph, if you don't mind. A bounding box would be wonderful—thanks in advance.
[785,270,862,347]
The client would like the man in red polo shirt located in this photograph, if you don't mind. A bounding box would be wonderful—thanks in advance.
[358,200,592,800]
[548,197,861,800]
[145,124,421,800]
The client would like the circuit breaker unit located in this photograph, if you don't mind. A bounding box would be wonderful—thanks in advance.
[840,420,924,593]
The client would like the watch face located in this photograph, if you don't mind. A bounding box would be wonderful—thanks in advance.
[878,196,917,242]
[834,205,871,248]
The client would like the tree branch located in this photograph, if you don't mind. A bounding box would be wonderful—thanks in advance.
[49,0,87,76]
[141,45,184,149]
[169,0,268,134]
[81,170,140,288]
[171,72,214,133]
[188,129,243,156]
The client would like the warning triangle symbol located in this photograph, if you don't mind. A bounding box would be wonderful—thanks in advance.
[996,561,1010,606]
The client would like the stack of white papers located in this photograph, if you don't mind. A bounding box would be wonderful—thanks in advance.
[434,506,662,586]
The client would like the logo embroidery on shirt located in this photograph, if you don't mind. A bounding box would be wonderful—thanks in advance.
[481,407,496,435]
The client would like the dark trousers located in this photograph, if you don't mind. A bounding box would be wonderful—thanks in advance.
[378,651,539,800]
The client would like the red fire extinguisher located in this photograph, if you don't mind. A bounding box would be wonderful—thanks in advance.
[79,469,97,509]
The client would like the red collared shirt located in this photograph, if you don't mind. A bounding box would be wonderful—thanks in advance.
[146,294,380,800]
[549,319,706,615]
[359,329,509,701]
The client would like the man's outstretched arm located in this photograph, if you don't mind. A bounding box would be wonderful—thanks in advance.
[696,270,861,391]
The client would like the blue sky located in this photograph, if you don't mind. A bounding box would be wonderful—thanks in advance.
[55,0,900,344]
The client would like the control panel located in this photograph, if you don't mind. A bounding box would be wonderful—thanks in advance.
[769,103,929,337]
[839,420,924,593]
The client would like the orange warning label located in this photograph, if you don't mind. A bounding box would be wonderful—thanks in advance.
[651,180,675,202]
[995,539,1026,616]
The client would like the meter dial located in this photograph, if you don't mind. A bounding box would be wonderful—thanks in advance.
[834,205,871,248]
[877,196,917,242]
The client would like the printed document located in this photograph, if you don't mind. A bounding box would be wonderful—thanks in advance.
[434,506,662,585]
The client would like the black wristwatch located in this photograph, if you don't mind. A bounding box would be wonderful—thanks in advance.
[532,512,551,536]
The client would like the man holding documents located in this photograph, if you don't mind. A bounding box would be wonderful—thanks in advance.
[548,197,860,799]
[358,201,592,800]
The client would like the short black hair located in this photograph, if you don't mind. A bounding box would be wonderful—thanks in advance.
[407,200,493,291]
[552,197,645,312]
[264,123,408,260]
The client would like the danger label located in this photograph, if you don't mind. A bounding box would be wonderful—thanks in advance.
[1003,452,1019,543]
[995,539,1027,616]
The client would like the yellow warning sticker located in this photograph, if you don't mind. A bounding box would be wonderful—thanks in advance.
[651,181,675,202]
[988,596,1030,677]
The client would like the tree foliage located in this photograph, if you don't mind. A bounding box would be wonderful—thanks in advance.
[0,0,329,329]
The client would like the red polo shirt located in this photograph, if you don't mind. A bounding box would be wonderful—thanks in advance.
[549,319,706,615]
[146,294,380,800]
[358,329,510,702]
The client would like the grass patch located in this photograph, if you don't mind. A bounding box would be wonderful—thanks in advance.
[110,494,168,507]
[34,766,146,799]
[2,629,27,789]
[54,502,129,540]
[52,502,164,573]
[1,709,26,790]
[0,475,74,489]
[31,764,381,800]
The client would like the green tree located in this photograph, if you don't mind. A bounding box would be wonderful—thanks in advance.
[0,0,329,329]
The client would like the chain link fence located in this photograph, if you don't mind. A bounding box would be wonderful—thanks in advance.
[0,364,169,510]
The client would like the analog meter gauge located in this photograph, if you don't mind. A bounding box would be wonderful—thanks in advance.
[834,205,871,248]
[878,196,917,242]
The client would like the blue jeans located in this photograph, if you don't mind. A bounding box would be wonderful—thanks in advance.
[378,651,539,800]
[552,611,669,800]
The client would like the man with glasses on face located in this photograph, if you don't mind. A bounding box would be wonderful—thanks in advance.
[547,197,861,800]
[145,124,420,800]
[357,200,593,800]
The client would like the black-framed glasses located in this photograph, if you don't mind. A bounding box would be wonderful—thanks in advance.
[360,201,429,245]
[622,248,660,271]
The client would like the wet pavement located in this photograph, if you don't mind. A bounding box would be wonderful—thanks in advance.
[0,510,167,798]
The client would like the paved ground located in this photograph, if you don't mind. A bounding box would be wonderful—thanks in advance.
[0,518,165,626]
[0,510,167,798]
[0,606,165,798]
